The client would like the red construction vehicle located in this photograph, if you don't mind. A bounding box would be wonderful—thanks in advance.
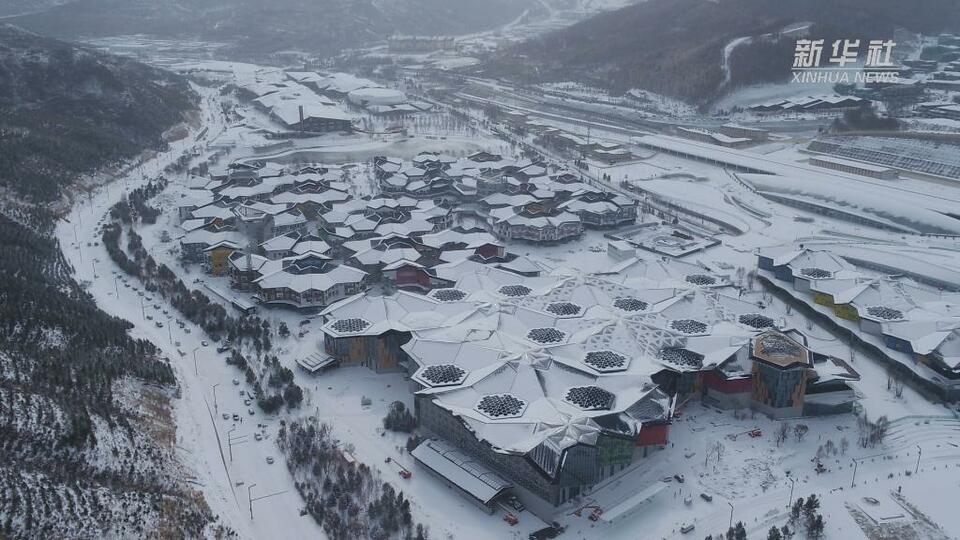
[728,428,763,441]
[504,513,519,526]
[385,456,412,478]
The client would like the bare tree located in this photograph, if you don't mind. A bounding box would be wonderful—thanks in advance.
[794,424,809,443]
[776,422,790,446]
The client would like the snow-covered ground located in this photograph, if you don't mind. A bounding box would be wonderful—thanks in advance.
[55,84,549,540]
[51,52,960,539]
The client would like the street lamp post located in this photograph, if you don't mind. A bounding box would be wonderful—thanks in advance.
[193,347,200,376]
[915,445,922,474]
[227,426,236,462]
[227,428,246,463]
[787,476,796,508]
[851,458,859,487]
[727,501,734,529]
[247,485,288,521]
[212,383,220,414]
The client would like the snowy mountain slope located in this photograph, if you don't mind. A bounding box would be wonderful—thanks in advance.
[490,0,960,104]
[11,0,542,56]
[0,0,76,18]
[0,24,197,202]
[0,26,210,539]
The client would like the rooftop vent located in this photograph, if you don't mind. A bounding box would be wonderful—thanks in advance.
[800,267,832,279]
[669,319,708,335]
[476,394,527,419]
[613,297,648,312]
[330,318,370,334]
[658,347,704,368]
[866,306,904,320]
[565,386,615,411]
[431,288,467,302]
[583,350,628,372]
[685,274,717,286]
[527,327,566,344]
[499,284,532,297]
[546,302,583,317]
[418,364,467,387]
[739,313,775,329]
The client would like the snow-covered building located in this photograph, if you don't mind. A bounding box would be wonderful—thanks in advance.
[270,102,355,132]
[254,253,368,310]
[559,192,638,228]
[758,244,960,398]
[318,258,859,510]
[488,201,583,243]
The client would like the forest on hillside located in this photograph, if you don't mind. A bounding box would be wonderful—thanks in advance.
[484,0,960,104]
[0,25,197,202]
[0,25,210,538]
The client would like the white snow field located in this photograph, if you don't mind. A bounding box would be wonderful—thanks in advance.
[52,48,960,539]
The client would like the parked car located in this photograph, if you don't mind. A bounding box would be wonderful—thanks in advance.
[248,408,255,415]
[674,474,685,483]
[232,378,240,385]
[232,414,240,421]
[155,321,163,328]
[201,340,209,347]
[266,457,275,465]
[680,524,695,534]
[222,413,230,420]
[700,493,713,502]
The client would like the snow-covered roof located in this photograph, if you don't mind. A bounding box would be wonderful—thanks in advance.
[320,261,819,457]
[255,256,367,294]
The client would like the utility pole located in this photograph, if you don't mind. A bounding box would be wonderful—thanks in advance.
[915,445,922,474]
[787,476,796,508]
[140,297,146,319]
[851,458,859,487]
[193,347,201,376]
[227,428,246,462]
[227,426,236,462]
[212,383,220,414]
[727,501,734,529]
[248,486,288,521]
